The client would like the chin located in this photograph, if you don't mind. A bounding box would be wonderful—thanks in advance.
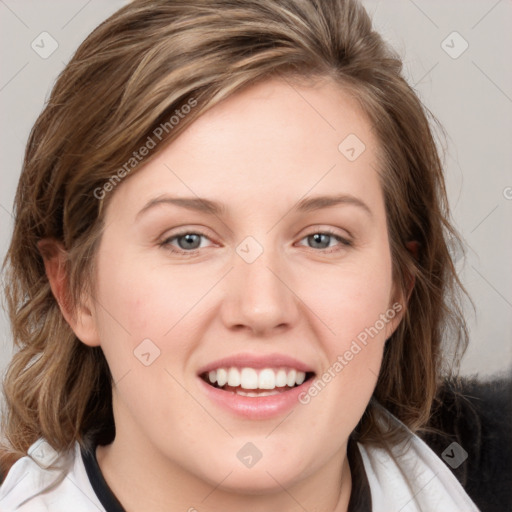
[187,444,312,495]
[207,466,304,495]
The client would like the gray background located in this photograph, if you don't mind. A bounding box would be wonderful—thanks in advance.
[1,0,511,379]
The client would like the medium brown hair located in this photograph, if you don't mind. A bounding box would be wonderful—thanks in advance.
[1,0,468,463]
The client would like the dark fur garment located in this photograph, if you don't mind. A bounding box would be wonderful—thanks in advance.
[420,376,512,512]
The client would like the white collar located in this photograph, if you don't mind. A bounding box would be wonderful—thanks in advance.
[357,407,480,511]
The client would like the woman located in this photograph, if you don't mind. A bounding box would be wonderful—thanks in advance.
[0,0,478,510]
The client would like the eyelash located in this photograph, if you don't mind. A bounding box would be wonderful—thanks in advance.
[159,229,352,257]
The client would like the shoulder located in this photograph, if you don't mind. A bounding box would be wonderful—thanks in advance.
[0,438,104,512]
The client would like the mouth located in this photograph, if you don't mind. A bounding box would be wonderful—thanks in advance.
[200,367,316,397]
[197,353,317,419]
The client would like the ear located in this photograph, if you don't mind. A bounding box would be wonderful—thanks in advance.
[384,287,406,341]
[384,241,419,340]
[405,241,419,301]
[37,238,101,347]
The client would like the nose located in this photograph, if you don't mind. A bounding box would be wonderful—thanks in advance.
[219,242,300,337]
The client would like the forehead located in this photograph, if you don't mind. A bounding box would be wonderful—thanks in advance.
[106,76,382,221]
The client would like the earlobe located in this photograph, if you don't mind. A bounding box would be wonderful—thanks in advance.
[37,238,101,347]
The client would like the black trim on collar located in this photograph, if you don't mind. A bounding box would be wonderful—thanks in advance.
[347,436,373,511]
[80,444,126,512]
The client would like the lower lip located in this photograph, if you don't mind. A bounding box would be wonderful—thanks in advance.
[198,377,313,420]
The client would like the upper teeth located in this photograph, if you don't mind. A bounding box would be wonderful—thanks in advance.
[207,367,306,390]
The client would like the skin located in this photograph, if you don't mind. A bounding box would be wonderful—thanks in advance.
[43,76,405,512]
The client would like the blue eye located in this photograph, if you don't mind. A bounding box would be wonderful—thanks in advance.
[306,233,338,249]
[298,231,352,253]
[160,231,212,255]
[173,233,203,250]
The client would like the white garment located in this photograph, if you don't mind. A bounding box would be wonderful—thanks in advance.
[0,424,480,511]
[358,434,480,511]
[0,439,103,512]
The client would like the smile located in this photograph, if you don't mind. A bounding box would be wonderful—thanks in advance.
[197,355,316,419]
[201,367,314,396]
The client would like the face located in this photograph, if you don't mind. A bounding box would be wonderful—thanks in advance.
[84,76,403,494]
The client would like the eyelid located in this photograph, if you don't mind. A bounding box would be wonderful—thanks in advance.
[159,225,215,241]
[297,225,353,243]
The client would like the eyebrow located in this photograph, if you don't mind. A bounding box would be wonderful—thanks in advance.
[295,194,372,216]
[136,193,372,219]
[136,196,225,218]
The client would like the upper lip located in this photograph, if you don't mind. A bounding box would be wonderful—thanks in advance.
[197,353,315,375]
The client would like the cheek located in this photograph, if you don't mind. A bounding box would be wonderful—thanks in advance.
[320,271,391,385]
[300,251,394,347]
[92,257,188,380]
[94,253,207,339]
